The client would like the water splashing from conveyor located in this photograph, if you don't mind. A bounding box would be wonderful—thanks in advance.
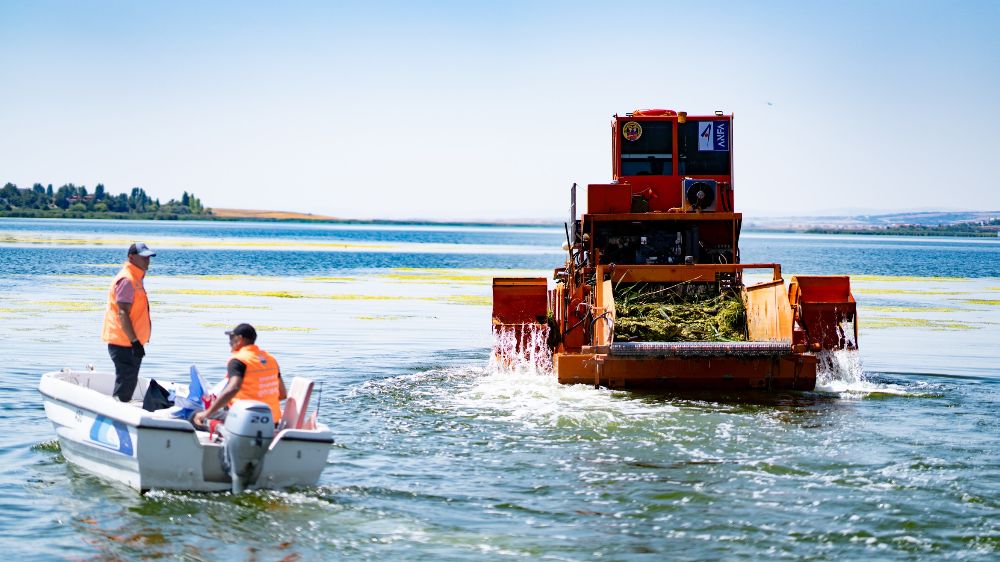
[815,348,866,392]
[489,323,553,375]
[838,318,858,350]
[813,317,891,395]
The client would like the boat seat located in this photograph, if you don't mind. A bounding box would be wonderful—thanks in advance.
[302,410,318,430]
[279,377,314,430]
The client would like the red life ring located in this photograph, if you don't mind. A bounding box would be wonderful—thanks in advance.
[632,109,676,117]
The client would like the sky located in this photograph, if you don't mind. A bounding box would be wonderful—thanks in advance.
[2,0,999,220]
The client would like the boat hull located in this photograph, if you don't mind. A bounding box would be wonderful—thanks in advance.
[39,370,333,493]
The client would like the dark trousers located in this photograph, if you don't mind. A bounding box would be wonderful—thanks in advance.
[108,344,142,402]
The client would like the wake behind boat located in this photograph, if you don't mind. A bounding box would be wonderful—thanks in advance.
[38,367,334,493]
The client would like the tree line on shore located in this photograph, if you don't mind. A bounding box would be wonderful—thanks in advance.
[0,182,211,219]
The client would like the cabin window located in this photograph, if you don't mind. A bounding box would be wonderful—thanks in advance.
[678,120,731,175]
[620,121,673,176]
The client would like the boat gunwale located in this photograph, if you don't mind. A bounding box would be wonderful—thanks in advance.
[39,372,196,432]
[39,371,335,441]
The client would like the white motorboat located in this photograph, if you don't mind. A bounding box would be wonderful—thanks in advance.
[38,368,334,493]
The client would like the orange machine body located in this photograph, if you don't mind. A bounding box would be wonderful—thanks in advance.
[492,108,858,392]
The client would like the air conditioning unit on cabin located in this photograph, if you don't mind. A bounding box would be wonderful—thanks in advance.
[681,178,717,211]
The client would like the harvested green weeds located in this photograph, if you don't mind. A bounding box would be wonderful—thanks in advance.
[613,283,747,342]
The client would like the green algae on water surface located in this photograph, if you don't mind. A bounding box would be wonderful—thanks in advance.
[849,274,971,283]
[381,272,492,285]
[862,317,982,330]
[180,274,280,281]
[186,303,270,310]
[857,288,970,296]
[445,295,492,306]
[32,440,62,453]
[34,300,103,312]
[864,305,961,313]
[303,276,355,282]
[200,322,316,332]
[55,283,105,292]
[164,288,434,301]
[163,288,313,298]
[326,294,429,301]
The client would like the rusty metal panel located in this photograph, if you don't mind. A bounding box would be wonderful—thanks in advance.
[592,279,615,346]
[789,276,858,350]
[555,352,817,391]
[492,277,548,325]
[745,279,793,342]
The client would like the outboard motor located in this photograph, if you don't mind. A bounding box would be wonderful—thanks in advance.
[221,401,274,493]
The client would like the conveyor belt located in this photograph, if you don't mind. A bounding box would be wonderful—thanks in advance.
[610,341,793,357]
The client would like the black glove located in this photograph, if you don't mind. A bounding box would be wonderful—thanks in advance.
[131,340,146,360]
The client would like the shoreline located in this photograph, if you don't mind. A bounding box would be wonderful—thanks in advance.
[0,208,563,228]
[2,209,997,237]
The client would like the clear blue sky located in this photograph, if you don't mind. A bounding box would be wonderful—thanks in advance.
[2,1,998,220]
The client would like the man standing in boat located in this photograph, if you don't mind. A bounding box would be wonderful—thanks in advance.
[193,323,287,427]
[101,242,155,402]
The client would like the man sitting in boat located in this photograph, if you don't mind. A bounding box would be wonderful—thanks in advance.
[193,323,287,427]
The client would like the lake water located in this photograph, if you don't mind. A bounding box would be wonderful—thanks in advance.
[1,218,998,560]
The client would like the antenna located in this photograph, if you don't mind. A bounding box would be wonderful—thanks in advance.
[569,183,577,245]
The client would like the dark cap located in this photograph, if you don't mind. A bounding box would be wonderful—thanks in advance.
[225,323,257,343]
[128,242,156,257]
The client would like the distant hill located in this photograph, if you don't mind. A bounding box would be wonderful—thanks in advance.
[744,210,1000,237]
[210,208,339,221]
[744,210,1000,229]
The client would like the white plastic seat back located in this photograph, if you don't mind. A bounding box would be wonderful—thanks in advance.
[279,377,314,430]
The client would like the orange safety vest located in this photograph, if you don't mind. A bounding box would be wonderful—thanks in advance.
[228,344,282,421]
[101,261,151,346]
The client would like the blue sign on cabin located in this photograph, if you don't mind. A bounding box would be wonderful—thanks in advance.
[697,121,730,152]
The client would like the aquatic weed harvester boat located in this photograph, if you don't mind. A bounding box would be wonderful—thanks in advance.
[493,108,858,390]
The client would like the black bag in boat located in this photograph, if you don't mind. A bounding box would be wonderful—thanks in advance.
[142,379,174,412]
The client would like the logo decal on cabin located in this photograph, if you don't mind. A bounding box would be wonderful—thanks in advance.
[622,121,642,142]
[698,121,730,151]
